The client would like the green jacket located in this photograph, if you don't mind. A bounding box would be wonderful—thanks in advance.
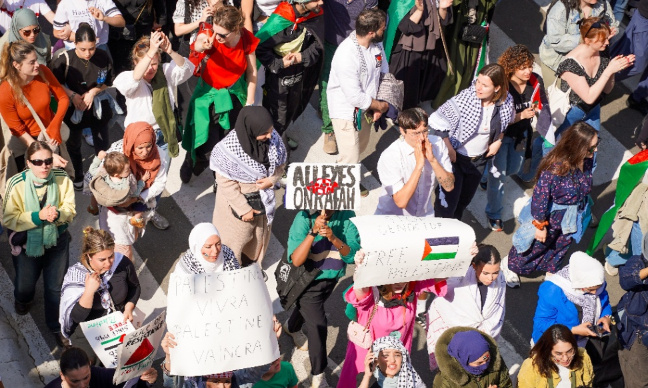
[434,327,513,388]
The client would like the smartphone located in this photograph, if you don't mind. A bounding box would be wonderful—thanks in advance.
[595,324,610,337]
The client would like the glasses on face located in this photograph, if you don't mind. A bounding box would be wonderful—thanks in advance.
[552,347,575,361]
[588,138,601,154]
[407,128,429,137]
[29,157,53,166]
[215,30,233,40]
[21,27,40,37]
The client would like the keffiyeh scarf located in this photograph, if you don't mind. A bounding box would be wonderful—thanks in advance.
[59,253,125,339]
[436,83,514,150]
[372,336,425,388]
[210,130,287,224]
[177,245,240,275]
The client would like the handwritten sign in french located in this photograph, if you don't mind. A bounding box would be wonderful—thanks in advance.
[351,216,476,288]
[113,311,166,385]
[166,264,280,376]
[285,163,361,210]
[80,312,135,367]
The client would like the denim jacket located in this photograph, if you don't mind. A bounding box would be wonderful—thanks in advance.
[539,0,617,71]
[617,254,648,349]
[512,199,583,253]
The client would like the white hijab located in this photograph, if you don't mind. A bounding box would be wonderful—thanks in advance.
[189,223,224,272]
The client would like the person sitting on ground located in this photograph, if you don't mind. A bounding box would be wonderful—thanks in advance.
[44,346,157,388]
[517,324,594,388]
[433,327,512,388]
[426,244,506,370]
[87,151,150,229]
[358,336,426,388]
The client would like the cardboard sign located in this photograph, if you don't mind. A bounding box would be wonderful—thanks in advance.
[80,312,135,367]
[166,264,280,376]
[285,163,361,210]
[351,215,476,288]
[113,311,166,385]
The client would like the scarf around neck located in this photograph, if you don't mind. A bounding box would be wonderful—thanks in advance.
[150,66,179,157]
[24,169,59,257]
[59,253,125,339]
[546,266,603,327]
[123,122,161,188]
[234,106,275,168]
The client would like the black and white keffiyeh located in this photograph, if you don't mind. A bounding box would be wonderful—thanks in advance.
[59,253,125,339]
[372,336,425,388]
[177,246,240,274]
[435,83,514,150]
[210,130,287,224]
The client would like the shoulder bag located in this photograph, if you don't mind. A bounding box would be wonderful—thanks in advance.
[546,73,571,129]
[230,191,266,219]
[347,301,378,349]
[275,252,322,310]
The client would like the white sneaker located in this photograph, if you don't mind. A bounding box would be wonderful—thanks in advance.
[311,372,331,388]
[82,128,94,147]
[283,319,308,351]
[605,262,619,276]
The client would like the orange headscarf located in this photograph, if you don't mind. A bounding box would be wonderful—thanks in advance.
[122,122,160,189]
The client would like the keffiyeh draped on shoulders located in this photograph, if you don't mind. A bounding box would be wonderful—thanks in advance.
[372,336,426,388]
[175,245,240,275]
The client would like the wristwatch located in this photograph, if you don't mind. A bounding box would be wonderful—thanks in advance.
[309,230,318,237]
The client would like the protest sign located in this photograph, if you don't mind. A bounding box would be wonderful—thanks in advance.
[166,264,280,376]
[113,311,166,385]
[80,311,135,367]
[351,215,476,288]
[285,163,361,210]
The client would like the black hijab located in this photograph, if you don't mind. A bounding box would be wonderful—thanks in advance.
[234,106,274,168]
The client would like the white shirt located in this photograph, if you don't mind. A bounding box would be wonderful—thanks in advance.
[0,10,12,34]
[327,33,388,122]
[457,104,494,157]
[1,0,51,15]
[556,363,572,388]
[112,60,195,129]
[375,135,452,217]
[53,0,121,49]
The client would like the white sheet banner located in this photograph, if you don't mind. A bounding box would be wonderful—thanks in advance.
[80,312,135,367]
[351,215,476,288]
[166,264,280,376]
[113,311,166,384]
[285,163,361,210]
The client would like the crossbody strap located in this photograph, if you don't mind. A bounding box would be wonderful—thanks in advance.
[435,5,453,75]
[23,97,51,143]
[364,302,378,330]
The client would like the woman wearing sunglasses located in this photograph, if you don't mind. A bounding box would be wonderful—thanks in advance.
[2,141,76,348]
[507,122,598,280]
[540,0,618,73]
[50,23,114,191]
[180,5,258,184]
[0,8,51,64]
[518,324,593,388]
[59,226,141,347]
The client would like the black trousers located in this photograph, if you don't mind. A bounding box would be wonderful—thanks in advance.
[262,71,305,135]
[64,100,112,182]
[434,153,483,219]
[287,278,337,375]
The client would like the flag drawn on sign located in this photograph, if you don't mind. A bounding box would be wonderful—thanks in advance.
[422,237,459,261]
[101,334,126,351]
[122,338,155,369]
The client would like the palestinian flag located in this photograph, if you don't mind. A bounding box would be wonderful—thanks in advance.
[473,22,490,77]
[422,237,460,261]
[383,0,415,62]
[587,149,648,254]
[530,74,543,111]
[101,333,127,351]
[255,2,323,45]
[122,338,155,369]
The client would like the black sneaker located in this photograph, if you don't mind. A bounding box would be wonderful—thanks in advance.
[15,301,29,315]
[479,180,487,191]
[488,218,503,231]
[179,159,192,184]
[360,183,369,197]
[54,332,71,348]
[627,95,648,115]
[73,181,83,191]
[415,312,426,327]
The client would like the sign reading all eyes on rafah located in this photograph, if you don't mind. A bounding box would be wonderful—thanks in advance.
[166,264,280,376]
[351,215,476,288]
[285,163,361,210]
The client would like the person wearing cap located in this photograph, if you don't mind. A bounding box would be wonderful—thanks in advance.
[616,232,648,388]
[433,327,512,388]
[532,251,623,386]
[255,0,325,150]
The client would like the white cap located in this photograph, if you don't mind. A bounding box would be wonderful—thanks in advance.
[569,251,604,289]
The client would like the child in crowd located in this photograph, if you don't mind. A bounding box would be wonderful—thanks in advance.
[253,358,298,388]
[87,151,150,228]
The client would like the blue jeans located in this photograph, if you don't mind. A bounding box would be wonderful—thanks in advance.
[12,231,70,332]
[543,104,601,157]
[518,136,544,182]
[483,137,525,219]
[612,0,629,23]
[605,222,644,267]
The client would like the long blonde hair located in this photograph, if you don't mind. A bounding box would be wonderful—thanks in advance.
[0,40,46,104]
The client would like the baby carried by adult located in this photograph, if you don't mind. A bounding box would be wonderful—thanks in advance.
[86,151,151,228]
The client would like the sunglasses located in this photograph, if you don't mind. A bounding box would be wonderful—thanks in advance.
[588,138,601,154]
[21,27,40,37]
[215,30,233,40]
[29,157,53,166]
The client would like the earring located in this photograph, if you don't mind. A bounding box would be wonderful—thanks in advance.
[203,253,209,257]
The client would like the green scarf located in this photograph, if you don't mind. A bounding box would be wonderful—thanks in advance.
[25,169,59,257]
[383,0,415,62]
[151,67,179,158]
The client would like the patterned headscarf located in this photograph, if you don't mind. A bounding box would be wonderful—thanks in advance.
[372,336,424,388]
